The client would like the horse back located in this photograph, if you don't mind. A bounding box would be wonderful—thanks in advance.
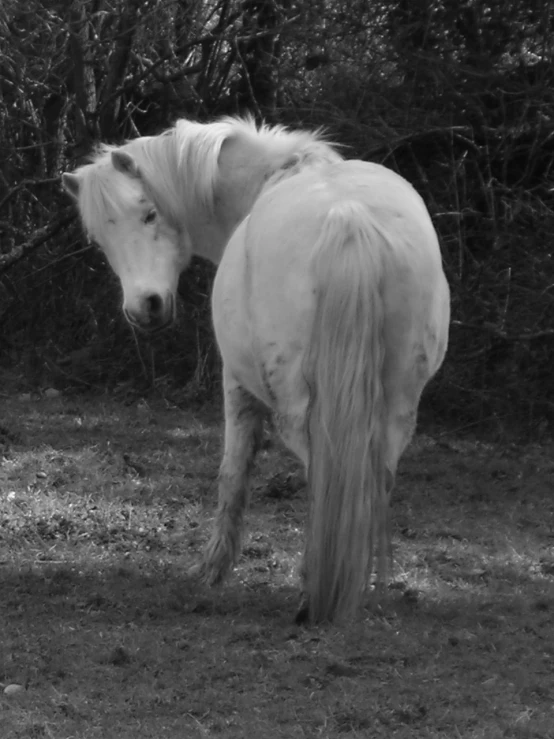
[212,159,449,410]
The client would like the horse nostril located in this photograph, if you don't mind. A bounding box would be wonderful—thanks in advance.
[145,293,163,317]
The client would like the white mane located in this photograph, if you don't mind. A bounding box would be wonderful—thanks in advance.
[73,116,340,241]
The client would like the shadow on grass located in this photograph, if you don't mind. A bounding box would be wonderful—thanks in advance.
[1,561,301,628]
[2,538,553,633]
[2,527,554,738]
[5,397,221,448]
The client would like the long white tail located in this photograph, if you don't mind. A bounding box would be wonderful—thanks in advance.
[304,201,389,623]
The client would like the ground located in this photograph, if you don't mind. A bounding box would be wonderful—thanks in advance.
[0,392,553,738]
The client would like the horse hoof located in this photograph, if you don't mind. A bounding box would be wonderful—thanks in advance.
[188,559,227,587]
[188,561,216,584]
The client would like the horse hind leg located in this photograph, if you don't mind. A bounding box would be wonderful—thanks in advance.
[195,372,264,586]
[379,360,429,585]
[271,406,314,624]
[384,346,433,497]
[385,405,418,497]
[276,410,339,626]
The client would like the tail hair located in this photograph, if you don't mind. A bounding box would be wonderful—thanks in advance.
[304,200,389,623]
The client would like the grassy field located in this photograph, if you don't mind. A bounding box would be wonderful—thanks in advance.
[1,392,554,738]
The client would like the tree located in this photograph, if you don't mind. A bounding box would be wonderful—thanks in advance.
[0,0,553,429]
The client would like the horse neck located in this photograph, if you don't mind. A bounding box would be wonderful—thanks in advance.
[190,131,312,265]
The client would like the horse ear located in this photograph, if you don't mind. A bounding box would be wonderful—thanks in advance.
[62,172,81,200]
[111,150,140,179]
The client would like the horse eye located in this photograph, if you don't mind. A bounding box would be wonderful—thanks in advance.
[144,209,157,224]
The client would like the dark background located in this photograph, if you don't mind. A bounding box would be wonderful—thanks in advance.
[1,0,553,436]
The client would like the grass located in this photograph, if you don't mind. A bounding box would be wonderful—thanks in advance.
[1,392,554,738]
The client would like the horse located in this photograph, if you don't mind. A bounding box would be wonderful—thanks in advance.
[62,116,450,623]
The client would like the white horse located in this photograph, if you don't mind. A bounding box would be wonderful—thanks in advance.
[63,116,450,623]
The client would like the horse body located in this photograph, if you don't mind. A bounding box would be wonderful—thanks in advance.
[63,117,450,623]
[211,159,449,620]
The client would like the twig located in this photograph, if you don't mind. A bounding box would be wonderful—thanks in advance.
[130,325,150,382]
[451,319,554,342]
[0,177,61,212]
[97,21,300,120]
[234,39,263,120]
[0,209,77,274]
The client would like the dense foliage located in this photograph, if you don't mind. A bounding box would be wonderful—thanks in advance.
[0,0,553,434]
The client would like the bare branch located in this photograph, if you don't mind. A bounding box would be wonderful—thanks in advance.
[0,177,61,212]
[0,209,77,273]
[98,0,142,137]
[68,0,98,149]
[96,23,301,122]
[451,320,554,343]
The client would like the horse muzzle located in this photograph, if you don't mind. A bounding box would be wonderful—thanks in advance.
[123,291,175,332]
